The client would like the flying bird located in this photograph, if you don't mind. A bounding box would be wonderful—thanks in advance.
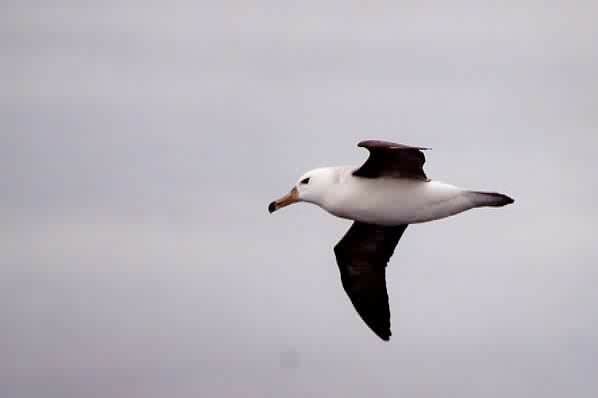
[268,140,514,341]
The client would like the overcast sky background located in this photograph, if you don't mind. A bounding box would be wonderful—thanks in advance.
[2,1,598,397]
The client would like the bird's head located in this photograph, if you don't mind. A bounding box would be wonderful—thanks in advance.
[268,167,336,213]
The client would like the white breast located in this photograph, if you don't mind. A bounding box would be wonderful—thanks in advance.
[323,171,476,225]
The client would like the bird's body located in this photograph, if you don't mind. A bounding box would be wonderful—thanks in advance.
[314,166,489,225]
[269,140,513,341]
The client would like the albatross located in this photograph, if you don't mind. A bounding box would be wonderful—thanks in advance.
[268,140,514,341]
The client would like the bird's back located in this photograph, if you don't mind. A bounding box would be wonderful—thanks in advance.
[325,170,474,225]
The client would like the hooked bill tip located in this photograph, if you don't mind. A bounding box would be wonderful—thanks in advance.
[268,201,277,213]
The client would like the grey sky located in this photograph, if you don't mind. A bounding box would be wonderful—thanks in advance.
[2,1,598,397]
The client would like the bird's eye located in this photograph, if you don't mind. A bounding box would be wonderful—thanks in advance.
[300,177,310,184]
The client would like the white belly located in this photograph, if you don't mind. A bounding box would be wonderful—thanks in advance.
[325,177,476,225]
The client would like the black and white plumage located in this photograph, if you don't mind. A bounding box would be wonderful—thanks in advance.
[269,140,514,340]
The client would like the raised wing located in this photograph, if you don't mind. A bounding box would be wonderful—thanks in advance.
[333,222,408,341]
[353,140,430,181]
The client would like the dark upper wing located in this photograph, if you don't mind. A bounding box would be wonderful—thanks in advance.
[333,222,408,341]
[353,140,430,180]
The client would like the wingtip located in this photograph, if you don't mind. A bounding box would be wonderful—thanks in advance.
[373,327,392,341]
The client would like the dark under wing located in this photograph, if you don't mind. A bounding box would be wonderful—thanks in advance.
[353,140,430,181]
[333,222,409,341]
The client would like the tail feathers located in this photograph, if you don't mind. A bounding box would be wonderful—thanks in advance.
[468,191,515,207]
